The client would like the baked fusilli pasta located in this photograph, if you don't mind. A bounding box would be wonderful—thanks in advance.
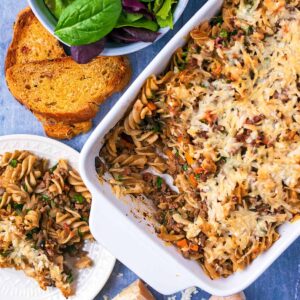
[98,0,300,279]
[0,151,93,297]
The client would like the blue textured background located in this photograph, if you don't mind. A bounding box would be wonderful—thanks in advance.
[0,1,299,299]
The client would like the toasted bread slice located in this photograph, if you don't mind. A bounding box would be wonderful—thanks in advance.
[5,7,92,138]
[35,113,92,140]
[5,7,66,71]
[6,56,131,122]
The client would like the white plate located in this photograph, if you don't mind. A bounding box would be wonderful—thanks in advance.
[79,0,300,296]
[0,134,116,300]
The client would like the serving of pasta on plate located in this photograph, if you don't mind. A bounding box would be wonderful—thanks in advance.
[97,0,300,280]
[0,150,93,297]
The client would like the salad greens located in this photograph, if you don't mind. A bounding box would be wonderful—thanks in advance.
[45,0,179,63]
[116,12,159,31]
[45,0,74,19]
[55,0,122,46]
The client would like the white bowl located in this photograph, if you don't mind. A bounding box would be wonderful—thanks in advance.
[27,0,189,56]
[79,0,300,296]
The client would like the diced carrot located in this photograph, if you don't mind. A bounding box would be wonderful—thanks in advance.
[194,167,204,174]
[147,102,157,111]
[177,135,190,143]
[185,152,194,165]
[177,135,183,143]
[190,244,199,252]
[177,239,188,248]
[203,111,218,125]
[212,61,222,77]
[189,174,198,188]
[263,136,269,145]
[165,149,174,158]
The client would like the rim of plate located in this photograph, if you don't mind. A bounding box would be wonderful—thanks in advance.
[0,134,116,300]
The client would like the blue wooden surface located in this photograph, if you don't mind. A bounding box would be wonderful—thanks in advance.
[0,1,299,299]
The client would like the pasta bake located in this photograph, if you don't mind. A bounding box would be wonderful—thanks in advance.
[0,150,93,297]
[98,0,300,279]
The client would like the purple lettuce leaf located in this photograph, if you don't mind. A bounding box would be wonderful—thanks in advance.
[110,27,160,44]
[71,38,106,64]
[122,0,154,20]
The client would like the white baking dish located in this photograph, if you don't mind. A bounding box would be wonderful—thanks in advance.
[79,0,300,296]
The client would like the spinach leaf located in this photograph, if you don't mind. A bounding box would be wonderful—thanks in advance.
[45,0,75,19]
[55,0,122,46]
[116,13,159,32]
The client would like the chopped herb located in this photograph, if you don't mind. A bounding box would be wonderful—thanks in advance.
[9,159,18,168]
[13,203,24,213]
[49,164,58,173]
[153,122,162,133]
[65,245,76,254]
[73,194,84,204]
[178,64,186,71]
[23,184,28,192]
[81,216,89,222]
[245,0,255,7]
[41,194,50,201]
[78,228,84,238]
[200,83,207,88]
[195,174,201,180]
[116,174,123,181]
[183,164,188,171]
[26,232,32,240]
[231,29,238,36]
[246,25,254,35]
[175,149,179,157]
[156,177,163,190]
[160,211,167,225]
[66,272,74,284]
[0,250,12,257]
[219,28,228,39]
[222,40,228,47]
[210,16,223,26]
[26,228,40,239]
[182,51,188,60]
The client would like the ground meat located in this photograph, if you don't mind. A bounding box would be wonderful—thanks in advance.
[198,201,208,219]
[236,129,251,142]
[199,232,207,247]
[167,159,177,174]
[245,114,265,124]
